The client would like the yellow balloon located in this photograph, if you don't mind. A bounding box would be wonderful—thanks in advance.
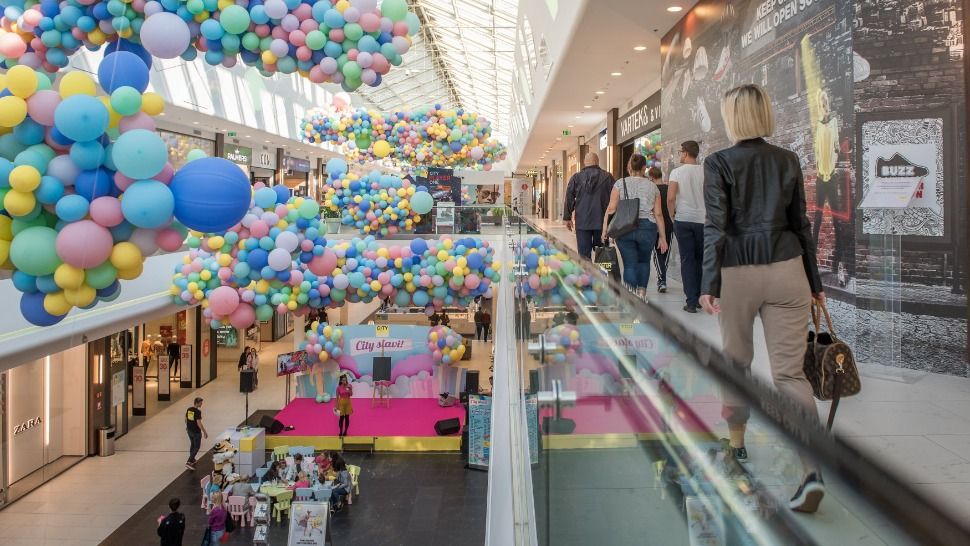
[261,50,277,64]
[187,281,199,292]
[3,189,36,216]
[64,284,96,307]
[373,140,391,158]
[369,280,381,291]
[200,269,212,281]
[0,95,28,127]
[99,96,122,129]
[0,239,9,265]
[54,263,85,289]
[319,351,329,362]
[208,235,225,249]
[217,253,233,267]
[59,71,96,97]
[335,0,349,13]
[287,300,297,310]
[6,65,37,98]
[0,215,9,239]
[9,165,41,192]
[141,92,164,116]
[44,291,72,316]
[117,262,144,280]
[452,267,463,277]
[436,250,448,261]
[110,242,143,271]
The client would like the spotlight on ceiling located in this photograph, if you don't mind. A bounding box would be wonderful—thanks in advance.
[634,45,647,51]
[667,6,683,12]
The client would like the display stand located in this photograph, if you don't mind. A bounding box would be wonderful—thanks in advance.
[157,355,170,401]
[131,364,146,416]
[179,344,193,388]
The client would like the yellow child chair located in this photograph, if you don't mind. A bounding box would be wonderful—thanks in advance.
[273,446,290,462]
[346,464,361,504]
[273,490,294,523]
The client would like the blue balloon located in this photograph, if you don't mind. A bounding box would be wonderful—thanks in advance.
[467,252,483,270]
[121,180,174,228]
[12,270,38,293]
[169,157,251,233]
[35,175,65,204]
[111,129,167,180]
[74,168,114,200]
[254,187,276,208]
[69,140,105,170]
[325,158,347,176]
[98,50,150,93]
[54,95,108,142]
[104,39,153,69]
[55,194,90,221]
[20,292,65,326]
[412,290,429,307]
[273,184,290,203]
[13,117,45,145]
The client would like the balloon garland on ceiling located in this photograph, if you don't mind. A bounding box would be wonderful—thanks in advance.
[0,0,419,91]
[0,53,252,326]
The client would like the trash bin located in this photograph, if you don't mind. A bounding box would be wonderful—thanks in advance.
[98,426,115,457]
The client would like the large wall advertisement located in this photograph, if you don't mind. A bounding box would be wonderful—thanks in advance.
[662,0,968,375]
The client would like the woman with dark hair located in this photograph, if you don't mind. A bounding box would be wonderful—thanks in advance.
[648,166,673,293]
[336,375,354,437]
[329,459,353,512]
[602,154,668,299]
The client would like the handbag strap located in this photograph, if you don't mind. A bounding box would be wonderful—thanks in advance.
[826,373,842,431]
[621,177,630,200]
[811,300,836,335]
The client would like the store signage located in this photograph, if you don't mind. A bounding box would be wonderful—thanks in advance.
[617,91,661,143]
[598,130,607,150]
[158,355,170,399]
[254,151,276,170]
[180,344,193,387]
[350,337,413,355]
[285,156,312,173]
[13,416,41,435]
[375,325,389,338]
[132,365,146,413]
[111,370,125,407]
[562,129,571,136]
[227,131,237,137]
[223,145,252,166]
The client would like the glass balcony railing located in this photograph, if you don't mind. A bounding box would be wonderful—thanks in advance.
[493,214,970,546]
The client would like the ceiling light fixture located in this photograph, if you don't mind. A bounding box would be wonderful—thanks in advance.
[611,72,622,77]
[595,91,605,95]
[583,105,592,109]
[634,46,647,51]
[568,124,574,127]
[192,121,199,124]
[667,6,683,12]
[575,115,581,119]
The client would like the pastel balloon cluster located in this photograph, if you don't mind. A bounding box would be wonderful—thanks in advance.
[0,60,250,326]
[0,0,419,91]
[517,237,599,307]
[320,157,432,236]
[427,325,464,364]
[300,320,344,363]
[636,131,662,169]
[170,184,502,328]
[300,104,507,170]
[542,323,581,364]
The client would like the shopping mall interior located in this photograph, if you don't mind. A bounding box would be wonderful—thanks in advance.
[0,0,969,544]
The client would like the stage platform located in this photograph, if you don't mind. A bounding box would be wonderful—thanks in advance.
[267,398,466,452]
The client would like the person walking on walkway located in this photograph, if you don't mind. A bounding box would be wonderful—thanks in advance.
[563,152,615,260]
[601,154,668,299]
[185,397,208,470]
[157,497,185,546]
[649,166,673,293]
[699,84,825,513]
[668,140,705,312]
[474,308,486,341]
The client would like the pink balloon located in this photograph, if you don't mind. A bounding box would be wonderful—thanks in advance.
[156,227,184,251]
[210,285,241,316]
[250,220,269,238]
[464,274,481,290]
[119,112,155,133]
[56,220,113,268]
[114,172,135,191]
[289,30,306,46]
[359,13,380,33]
[89,196,124,227]
[308,66,326,83]
[0,33,27,58]
[155,162,175,184]
[26,90,60,126]
[229,304,257,329]
[392,22,409,37]
[308,249,337,276]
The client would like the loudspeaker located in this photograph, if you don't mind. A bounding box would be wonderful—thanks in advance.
[542,417,576,435]
[372,357,391,382]
[240,370,256,393]
[528,369,540,394]
[259,415,285,434]
[465,370,480,394]
[434,417,461,436]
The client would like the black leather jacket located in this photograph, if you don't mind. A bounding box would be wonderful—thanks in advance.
[563,165,615,229]
[701,138,822,298]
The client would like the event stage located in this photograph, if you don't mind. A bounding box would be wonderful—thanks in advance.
[267,398,467,452]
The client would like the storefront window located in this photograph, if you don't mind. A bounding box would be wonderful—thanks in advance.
[157,130,216,169]
[634,129,662,169]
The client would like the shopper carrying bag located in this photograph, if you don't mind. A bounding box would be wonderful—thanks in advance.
[804,300,861,430]
[606,177,640,239]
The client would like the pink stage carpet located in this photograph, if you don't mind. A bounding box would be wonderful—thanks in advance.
[273,397,465,438]
[538,395,718,435]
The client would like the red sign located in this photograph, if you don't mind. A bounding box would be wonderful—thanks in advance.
[202,339,210,357]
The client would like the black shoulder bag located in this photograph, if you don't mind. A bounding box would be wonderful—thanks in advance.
[606,178,640,239]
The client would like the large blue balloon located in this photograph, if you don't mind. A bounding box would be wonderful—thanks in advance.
[111,129,167,180]
[409,238,428,256]
[169,157,251,233]
[121,180,174,228]
[104,39,153,69]
[273,184,290,203]
[54,95,109,143]
[20,292,65,326]
[97,51,150,93]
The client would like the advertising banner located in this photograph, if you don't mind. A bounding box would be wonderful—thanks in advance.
[277,350,310,377]
[111,370,125,407]
[180,344,193,388]
[467,394,492,469]
[157,355,170,400]
[132,365,146,415]
[287,501,329,545]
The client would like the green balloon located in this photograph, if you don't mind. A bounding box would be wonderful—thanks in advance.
[186,149,208,162]
[220,5,251,35]
[221,34,241,54]
[11,214,48,236]
[343,23,363,41]
[298,199,320,219]
[342,60,361,79]
[305,30,325,50]
[10,226,60,276]
[186,0,204,15]
[382,0,408,22]
[85,261,117,289]
[110,86,142,117]
[35,73,52,91]
[255,304,274,322]
[242,32,260,52]
[356,135,370,149]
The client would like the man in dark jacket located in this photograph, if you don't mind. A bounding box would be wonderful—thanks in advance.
[157,497,185,546]
[563,152,615,260]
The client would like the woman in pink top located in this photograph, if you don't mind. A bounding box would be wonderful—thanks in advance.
[336,375,354,437]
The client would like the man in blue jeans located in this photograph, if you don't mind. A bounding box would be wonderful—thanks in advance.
[667,141,705,313]
[563,152,615,260]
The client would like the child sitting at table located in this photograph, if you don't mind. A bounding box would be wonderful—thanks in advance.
[290,471,311,490]
[285,454,304,482]
[265,460,284,484]
[314,451,333,473]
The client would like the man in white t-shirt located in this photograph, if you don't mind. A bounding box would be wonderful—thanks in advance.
[667,140,705,313]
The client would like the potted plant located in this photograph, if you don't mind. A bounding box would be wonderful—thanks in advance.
[322,207,341,234]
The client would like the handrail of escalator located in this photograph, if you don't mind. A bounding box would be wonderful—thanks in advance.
[512,213,970,546]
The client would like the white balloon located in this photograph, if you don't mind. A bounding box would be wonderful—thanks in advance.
[140,13,190,59]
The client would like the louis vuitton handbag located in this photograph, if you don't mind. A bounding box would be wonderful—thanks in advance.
[804,301,861,430]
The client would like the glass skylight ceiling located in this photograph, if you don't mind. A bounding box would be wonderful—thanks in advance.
[356,0,517,143]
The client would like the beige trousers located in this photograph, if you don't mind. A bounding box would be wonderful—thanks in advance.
[718,257,818,427]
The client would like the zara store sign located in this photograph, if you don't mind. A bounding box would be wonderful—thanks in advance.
[13,416,42,435]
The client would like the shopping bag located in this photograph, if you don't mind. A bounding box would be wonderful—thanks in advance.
[593,245,621,283]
